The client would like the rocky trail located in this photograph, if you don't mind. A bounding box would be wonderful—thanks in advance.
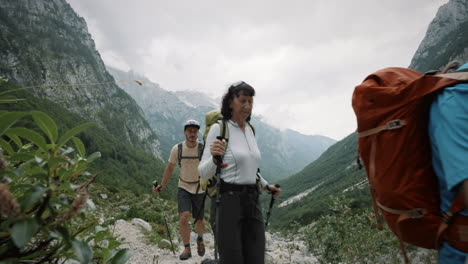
[112,218,317,264]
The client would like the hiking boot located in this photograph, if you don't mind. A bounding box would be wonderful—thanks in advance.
[179,247,191,260]
[197,240,205,256]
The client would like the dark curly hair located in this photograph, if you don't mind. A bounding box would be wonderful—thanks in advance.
[220,81,256,121]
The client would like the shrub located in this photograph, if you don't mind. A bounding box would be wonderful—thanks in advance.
[0,91,131,263]
[303,196,402,264]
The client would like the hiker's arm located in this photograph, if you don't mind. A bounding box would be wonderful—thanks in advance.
[266,185,282,200]
[160,162,176,189]
[153,162,176,193]
[154,145,178,193]
[198,123,221,179]
[257,173,282,199]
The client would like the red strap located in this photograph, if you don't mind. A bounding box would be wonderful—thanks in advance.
[449,192,465,214]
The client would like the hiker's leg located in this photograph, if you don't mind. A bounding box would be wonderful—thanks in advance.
[177,188,192,246]
[242,192,265,264]
[195,219,204,236]
[179,211,190,245]
[191,193,206,236]
[218,192,244,264]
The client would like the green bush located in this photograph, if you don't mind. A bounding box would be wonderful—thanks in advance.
[0,92,130,263]
[125,207,162,223]
[304,196,398,263]
[302,195,437,264]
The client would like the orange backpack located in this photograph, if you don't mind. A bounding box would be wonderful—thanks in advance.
[352,67,468,261]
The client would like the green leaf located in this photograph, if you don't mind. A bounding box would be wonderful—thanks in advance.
[31,111,58,144]
[6,128,48,152]
[72,239,93,264]
[57,123,96,149]
[9,153,35,163]
[19,185,48,212]
[10,218,39,248]
[47,157,68,168]
[87,152,101,163]
[8,134,23,149]
[0,138,14,154]
[0,98,26,104]
[109,249,131,264]
[0,112,28,136]
[72,137,85,157]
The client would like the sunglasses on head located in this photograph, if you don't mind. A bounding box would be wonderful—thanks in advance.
[230,81,247,88]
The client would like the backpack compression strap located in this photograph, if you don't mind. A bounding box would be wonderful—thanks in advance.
[178,142,204,167]
[177,142,204,184]
[358,119,407,231]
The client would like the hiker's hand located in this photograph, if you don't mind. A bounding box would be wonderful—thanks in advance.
[152,185,162,194]
[210,139,226,158]
[266,184,281,199]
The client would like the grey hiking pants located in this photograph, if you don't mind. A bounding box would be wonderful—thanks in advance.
[215,183,265,264]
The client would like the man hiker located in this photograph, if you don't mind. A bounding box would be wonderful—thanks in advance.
[428,62,468,263]
[153,119,206,260]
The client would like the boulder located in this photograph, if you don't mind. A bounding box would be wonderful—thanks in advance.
[131,218,152,232]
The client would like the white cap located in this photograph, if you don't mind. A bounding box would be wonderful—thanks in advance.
[184,119,200,130]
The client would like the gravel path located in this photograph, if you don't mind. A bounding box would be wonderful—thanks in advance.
[112,219,317,264]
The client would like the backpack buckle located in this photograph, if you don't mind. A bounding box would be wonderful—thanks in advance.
[386,119,404,130]
[407,208,427,219]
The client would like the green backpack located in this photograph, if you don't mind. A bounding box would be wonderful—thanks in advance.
[199,109,255,197]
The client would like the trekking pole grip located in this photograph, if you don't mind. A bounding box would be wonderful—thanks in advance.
[214,136,226,166]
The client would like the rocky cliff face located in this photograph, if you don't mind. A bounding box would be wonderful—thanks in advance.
[409,0,468,72]
[106,67,214,155]
[108,67,336,181]
[0,0,163,160]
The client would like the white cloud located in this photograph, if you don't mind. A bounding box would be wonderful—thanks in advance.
[67,0,449,140]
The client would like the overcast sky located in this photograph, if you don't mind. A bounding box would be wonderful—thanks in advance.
[67,0,448,140]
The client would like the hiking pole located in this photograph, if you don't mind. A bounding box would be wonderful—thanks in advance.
[152,180,176,256]
[265,184,281,228]
[193,191,208,225]
[214,136,227,263]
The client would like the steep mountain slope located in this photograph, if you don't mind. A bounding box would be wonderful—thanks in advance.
[271,133,367,228]
[0,0,163,160]
[107,66,336,181]
[409,0,468,72]
[106,67,213,155]
[0,80,172,196]
[252,117,337,179]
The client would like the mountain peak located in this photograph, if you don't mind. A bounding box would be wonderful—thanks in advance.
[409,0,468,72]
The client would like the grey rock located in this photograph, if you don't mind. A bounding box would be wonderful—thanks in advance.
[131,218,152,232]
[409,0,468,72]
[119,205,130,211]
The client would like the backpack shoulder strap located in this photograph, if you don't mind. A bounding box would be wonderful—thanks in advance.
[177,143,183,167]
[197,142,204,161]
[248,121,255,136]
[218,119,229,147]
